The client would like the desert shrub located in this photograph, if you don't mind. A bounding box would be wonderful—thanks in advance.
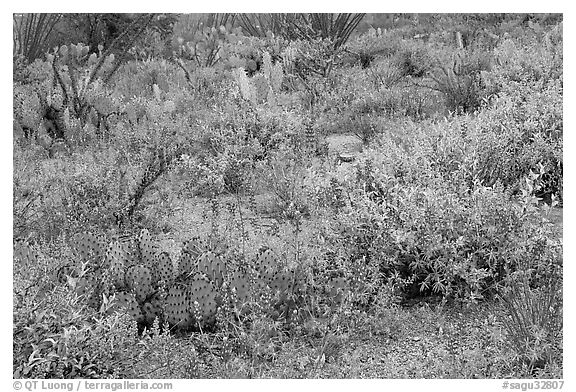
[367,91,562,205]
[179,133,261,197]
[396,40,435,78]
[14,306,142,378]
[498,249,562,374]
[255,149,311,220]
[131,322,204,378]
[484,23,562,91]
[12,14,563,380]
[13,239,142,378]
[365,57,405,89]
[322,65,443,126]
[176,98,318,198]
[13,146,122,239]
[55,14,161,61]
[126,14,177,61]
[12,42,130,155]
[223,35,288,74]
[345,28,403,68]
[380,84,444,120]
[13,89,194,239]
[308,131,562,303]
[111,59,180,100]
[428,50,492,114]
[283,38,348,81]
[471,77,563,202]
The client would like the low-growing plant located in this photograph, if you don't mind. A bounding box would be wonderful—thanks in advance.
[498,260,562,374]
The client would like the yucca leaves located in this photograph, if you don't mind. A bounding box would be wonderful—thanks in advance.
[237,13,365,49]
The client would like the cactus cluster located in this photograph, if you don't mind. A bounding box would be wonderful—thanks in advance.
[232,51,284,106]
[14,228,319,332]
[66,229,207,329]
[58,230,240,330]
[15,230,350,333]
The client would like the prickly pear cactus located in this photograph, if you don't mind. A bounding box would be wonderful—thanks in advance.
[125,265,154,303]
[229,269,250,304]
[106,240,127,289]
[56,264,77,284]
[114,292,144,323]
[270,270,294,294]
[121,237,140,267]
[73,232,106,265]
[197,252,226,287]
[164,285,194,328]
[177,250,196,279]
[182,237,206,260]
[254,249,277,282]
[138,229,157,269]
[142,295,163,325]
[187,278,219,325]
[154,252,174,285]
[75,271,102,310]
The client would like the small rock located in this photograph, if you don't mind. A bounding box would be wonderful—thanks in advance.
[337,154,355,163]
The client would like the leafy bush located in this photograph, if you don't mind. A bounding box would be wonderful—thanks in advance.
[13,238,141,378]
[307,124,562,303]
[472,78,563,202]
[489,24,562,86]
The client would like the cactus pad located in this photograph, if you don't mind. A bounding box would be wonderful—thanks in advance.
[75,272,97,296]
[56,264,78,284]
[327,276,347,297]
[229,270,250,304]
[138,229,156,269]
[126,265,154,303]
[164,286,193,328]
[187,278,219,324]
[73,232,106,265]
[197,252,226,287]
[114,292,144,323]
[109,234,140,267]
[106,241,127,289]
[154,252,174,285]
[270,270,294,294]
[177,250,196,279]
[254,249,277,282]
